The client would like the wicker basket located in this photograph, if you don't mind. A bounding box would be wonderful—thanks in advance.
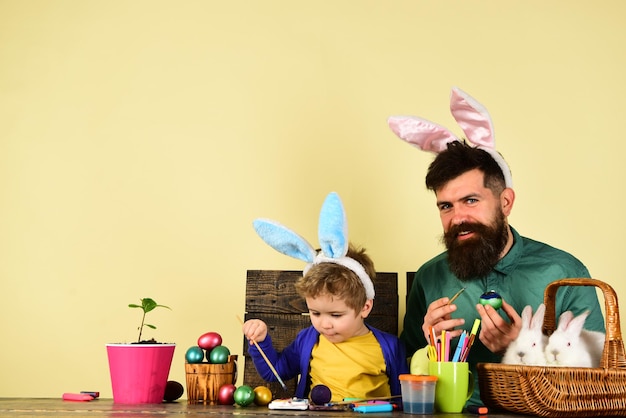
[478,278,626,417]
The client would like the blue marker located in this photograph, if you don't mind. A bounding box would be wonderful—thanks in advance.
[451,331,467,362]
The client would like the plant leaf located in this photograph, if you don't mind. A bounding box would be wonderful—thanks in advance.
[146,324,156,329]
[141,298,158,313]
[128,304,142,309]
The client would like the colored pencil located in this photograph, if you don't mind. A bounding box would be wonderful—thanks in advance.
[441,330,446,362]
[436,339,441,362]
[429,326,437,348]
[336,395,402,405]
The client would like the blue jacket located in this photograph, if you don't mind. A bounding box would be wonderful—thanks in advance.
[249,324,409,398]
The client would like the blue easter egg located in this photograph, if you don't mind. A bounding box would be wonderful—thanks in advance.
[185,346,205,363]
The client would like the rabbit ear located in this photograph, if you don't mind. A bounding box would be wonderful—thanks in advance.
[253,193,374,299]
[387,115,459,153]
[253,218,316,263]
[521,305,533,328]
[566,311,590,335]
[450,87,514,189]
[557,311,575,331]
[530,303,546,330]
[387,88,513,189]
[449,86,495,149]
[318,192,348,258]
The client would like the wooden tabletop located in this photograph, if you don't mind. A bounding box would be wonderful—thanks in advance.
[0,398,524,417]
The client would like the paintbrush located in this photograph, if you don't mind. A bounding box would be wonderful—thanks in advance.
[447,287,466,305]
[236,315,288,391]
[335,395,402,405]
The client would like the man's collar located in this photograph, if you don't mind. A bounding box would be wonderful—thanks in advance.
[493,226,522,275]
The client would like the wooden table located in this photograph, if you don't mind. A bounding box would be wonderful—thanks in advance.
[0,398,524,417]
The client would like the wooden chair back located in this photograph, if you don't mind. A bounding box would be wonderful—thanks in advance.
[242,269,399,396]
[406,271,415,303]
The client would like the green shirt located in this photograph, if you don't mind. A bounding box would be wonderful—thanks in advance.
[400,226,605,406]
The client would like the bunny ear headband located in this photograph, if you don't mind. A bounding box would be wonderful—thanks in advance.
[252,192,375,300]
[387,87,513,188]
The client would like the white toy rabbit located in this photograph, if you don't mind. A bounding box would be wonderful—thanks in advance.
[544,310,605,367]
[502,303,548,365]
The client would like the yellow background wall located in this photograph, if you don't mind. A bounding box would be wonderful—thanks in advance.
[1,1,624,398]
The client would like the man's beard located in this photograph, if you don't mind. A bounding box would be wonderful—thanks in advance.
[443,210,509,281]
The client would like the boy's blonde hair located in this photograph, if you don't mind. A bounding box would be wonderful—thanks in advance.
[295,244,376,312]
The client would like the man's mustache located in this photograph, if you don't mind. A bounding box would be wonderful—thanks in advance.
[445,222,488,239]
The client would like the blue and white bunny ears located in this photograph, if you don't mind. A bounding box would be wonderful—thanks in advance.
[252,192,375,300]
[387,87,513,189]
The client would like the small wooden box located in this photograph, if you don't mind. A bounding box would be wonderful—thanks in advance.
[185,355,237,405]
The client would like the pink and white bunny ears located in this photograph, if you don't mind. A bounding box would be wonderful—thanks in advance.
[252,192,375,300]
[387,87,513,188]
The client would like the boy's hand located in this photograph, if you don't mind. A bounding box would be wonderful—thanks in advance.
[242,319,268,344]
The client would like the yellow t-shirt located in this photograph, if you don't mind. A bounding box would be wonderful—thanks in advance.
[309,331,390,402]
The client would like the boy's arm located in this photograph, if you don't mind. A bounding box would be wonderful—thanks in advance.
[249,332,303,382]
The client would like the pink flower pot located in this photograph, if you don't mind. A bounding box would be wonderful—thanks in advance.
[106,343,176,404]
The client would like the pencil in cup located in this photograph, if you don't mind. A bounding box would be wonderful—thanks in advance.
[432,318,480,362]
[460,319,481,362]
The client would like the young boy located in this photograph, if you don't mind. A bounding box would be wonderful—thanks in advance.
[243,244,408,402]
[244,192,408,402]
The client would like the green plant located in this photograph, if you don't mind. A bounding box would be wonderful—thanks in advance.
[129,298,171,343]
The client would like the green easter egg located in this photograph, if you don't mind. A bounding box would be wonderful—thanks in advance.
[208,345,230,364]
[233,385,255,407]
[479,290,502,309]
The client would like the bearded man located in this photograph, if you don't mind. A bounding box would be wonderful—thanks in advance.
[400,141,604,406]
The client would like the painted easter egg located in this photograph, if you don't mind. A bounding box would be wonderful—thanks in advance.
[253,386,273,406]
[198,332,223,350]
[479,290,502,309]
[163,381,184,402]
[208,345,230,364]
[218,384,236,405]
[310,384,332,405]
[233,385,255,407]
[185,346,205,364]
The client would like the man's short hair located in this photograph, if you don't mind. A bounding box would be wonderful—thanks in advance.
[425,141,507,194]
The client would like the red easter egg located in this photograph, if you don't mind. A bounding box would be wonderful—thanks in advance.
[198,332,223,350]
[218,383,236,405]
